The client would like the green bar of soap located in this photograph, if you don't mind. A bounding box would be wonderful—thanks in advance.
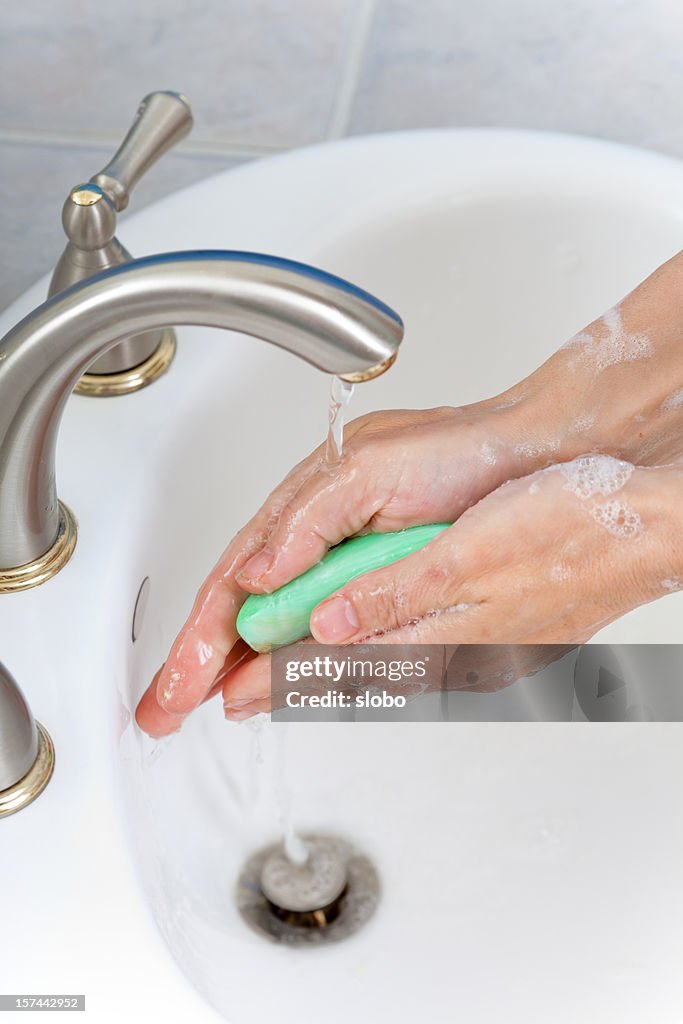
[236,523,450,653]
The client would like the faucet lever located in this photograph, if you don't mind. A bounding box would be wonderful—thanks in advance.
[48,92,194,394]
[91,91,193,213]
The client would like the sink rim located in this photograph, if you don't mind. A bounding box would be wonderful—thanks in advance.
[2,126,683,1023]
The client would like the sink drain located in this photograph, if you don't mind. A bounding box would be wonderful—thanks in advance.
[236,833,379,946]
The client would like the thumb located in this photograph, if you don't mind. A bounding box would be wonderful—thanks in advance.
[309,527,463,643]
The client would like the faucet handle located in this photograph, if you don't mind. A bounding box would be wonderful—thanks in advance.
[48,92,193,390]
[91,91,193,212]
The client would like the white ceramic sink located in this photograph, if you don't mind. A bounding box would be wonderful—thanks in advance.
[1,130,682,1022]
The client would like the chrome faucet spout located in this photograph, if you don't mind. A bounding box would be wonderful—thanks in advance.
[0,250,403,580]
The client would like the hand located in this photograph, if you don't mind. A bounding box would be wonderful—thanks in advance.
[303,458,681,646]
[136,398,577,738]
[136,250,683,737]
[186,459,682,721]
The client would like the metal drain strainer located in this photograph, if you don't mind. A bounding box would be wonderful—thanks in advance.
[236,833,380,946]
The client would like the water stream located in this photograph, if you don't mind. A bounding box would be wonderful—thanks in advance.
[274,376,356,864]
[325,375,355,467]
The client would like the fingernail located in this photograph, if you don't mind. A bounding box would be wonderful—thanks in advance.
[225,705,259,722]
[223,696,264,710]
[311,595,359,642]
[237,548,273,583]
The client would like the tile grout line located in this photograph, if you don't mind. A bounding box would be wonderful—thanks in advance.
[326,0,378,139]
[0,126,286,161]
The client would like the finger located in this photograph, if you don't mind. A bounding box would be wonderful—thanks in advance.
[136,665,184,738]
[308,527,471,643]
[221,637,321,717]
[136,641,256,737]
[235,453,398,595]
[222,654,272,719]
[149,453,325,719]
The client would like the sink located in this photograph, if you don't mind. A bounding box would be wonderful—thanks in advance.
[1,129,682,1022]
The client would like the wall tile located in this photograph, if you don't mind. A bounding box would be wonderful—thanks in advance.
[0,142,243,310]
[351,0,683,157]
[0,0,359,148]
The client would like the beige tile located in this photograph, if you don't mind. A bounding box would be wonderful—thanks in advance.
[0,0,358,148]
[0,142,244,311]
[350,0,683,157]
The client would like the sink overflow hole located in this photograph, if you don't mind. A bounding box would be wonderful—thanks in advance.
[131,576,150,643]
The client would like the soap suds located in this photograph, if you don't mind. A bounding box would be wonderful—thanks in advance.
[572,412,596,433]
[661,578,683,592]
[558,454,634,500]
[479,441,497,465]
[555,455,641,538]
[563,307,653,370]
[429,602,473,616]
[596,307,653,369]
[563,329,594,351]
[590,499,641,538]
[661,388,683,412]
[514,438,560,459]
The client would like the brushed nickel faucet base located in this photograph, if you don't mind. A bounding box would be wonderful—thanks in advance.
[0,722,55,818]
[0,503,77,594]
[75,329,177,397]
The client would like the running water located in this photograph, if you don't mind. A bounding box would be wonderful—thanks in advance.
[325,376,355,467]
[235,380,356,863]
[283,816,309,865]
[273,724,309,864]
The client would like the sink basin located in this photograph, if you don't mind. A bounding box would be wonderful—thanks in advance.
[1,129,682,1022]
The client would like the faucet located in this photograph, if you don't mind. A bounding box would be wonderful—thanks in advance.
[0,250,403,592]
[0,660,54,817]
[48,91,194,394]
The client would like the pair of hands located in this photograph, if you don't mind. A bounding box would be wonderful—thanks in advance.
[136,252,683,738]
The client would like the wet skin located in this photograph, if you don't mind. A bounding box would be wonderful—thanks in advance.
[137,250,683,737]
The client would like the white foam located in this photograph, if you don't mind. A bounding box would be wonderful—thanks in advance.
[514,438,560,459]
[479,441,497,465]
[562,329,594,350]
[558,454,634,500]
[563,307,653,370]
[661,578,683,592]
[572,413,596,433]
[662,387,683,412]
[597,307,653,369]
[590,499,641,537]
